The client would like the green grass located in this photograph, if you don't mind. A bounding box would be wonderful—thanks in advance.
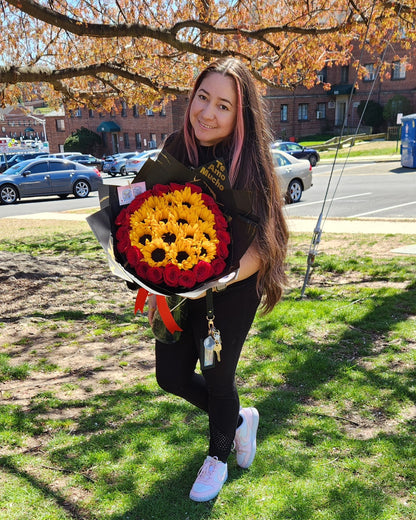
[298,134,400,160]
[1,228,416,519]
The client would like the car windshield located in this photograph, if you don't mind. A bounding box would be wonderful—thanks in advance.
[2,159,34,175]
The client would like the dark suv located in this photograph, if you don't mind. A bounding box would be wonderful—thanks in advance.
[0,152,46,173]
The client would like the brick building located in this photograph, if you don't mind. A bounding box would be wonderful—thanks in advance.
[265,44,416,141]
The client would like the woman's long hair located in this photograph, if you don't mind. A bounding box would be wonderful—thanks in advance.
[172,58,288,313]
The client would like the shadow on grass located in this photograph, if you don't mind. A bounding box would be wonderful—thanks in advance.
[1,281,415,519]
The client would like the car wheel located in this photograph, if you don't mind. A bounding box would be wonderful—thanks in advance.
[0,184,18,205]
[73,180,90,198]
[120,166,127,176]
[309,155,317,167]
[286,179,303,203]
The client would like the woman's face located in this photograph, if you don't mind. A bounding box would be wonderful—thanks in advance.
[189,72,237,147]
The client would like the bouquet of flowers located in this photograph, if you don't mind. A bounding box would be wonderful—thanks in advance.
[115,181,231,291]
[87,151,258,332]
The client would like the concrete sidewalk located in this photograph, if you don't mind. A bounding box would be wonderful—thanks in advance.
[287,217,415,235]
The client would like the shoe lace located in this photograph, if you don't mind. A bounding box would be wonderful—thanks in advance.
[197,457,218,482]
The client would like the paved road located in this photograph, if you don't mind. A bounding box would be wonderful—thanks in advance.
[285,159,416,220]
[1,160,415,241]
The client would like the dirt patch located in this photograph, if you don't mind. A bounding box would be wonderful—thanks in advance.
[0,251,155,410]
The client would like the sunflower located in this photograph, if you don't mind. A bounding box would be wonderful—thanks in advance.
[116,182,230,289]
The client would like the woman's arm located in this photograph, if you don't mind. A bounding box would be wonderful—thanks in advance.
[229,243,260,285]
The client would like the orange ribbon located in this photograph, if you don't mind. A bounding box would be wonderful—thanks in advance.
[134,287,183,334]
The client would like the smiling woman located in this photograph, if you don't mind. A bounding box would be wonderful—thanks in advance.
[189,73,237,147]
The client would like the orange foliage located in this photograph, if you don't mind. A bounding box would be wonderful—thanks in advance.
[1,0,415,107]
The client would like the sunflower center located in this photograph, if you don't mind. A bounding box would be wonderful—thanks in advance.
[139,234,152,245]
[151,248,166,262]
[177,251,189,263]
[162,232,176,244]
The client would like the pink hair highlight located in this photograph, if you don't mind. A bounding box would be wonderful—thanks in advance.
[228,80,244,186]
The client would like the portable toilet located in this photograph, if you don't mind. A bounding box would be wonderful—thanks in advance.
[400,113,416,168]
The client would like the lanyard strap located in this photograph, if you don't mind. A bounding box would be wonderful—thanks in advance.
[205,288,215,321]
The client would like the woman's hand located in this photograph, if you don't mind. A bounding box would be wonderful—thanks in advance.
[147,294,157,326]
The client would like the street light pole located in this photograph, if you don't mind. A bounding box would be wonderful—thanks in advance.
[26,113,47,142]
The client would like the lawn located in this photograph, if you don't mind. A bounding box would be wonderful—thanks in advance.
[1,220,416,520]
[298,136,400,160]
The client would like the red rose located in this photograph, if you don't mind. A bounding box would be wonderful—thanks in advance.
[163,264,181,287]
[211,258,226,276]
[116,226,130,253]
[186,182,203,194]
[152,184,170,196]
[217,241,229,259]
[115,207,129,226]
[126,246,143,267]
[214,212,228,229]
[179,269,197,288]
[169,182,184,193]
[135,261,150,279]
[195,261,214,282]
[147,266,164,284]
[216,229,231,245]
[200,193,217,209]
[128,191,152,214]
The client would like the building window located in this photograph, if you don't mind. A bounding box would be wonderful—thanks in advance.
[161,133,167,145]
[135,133,142,149]
[316,103,326,119]
[341,65,349,84]
[133,104,139,118]
[121,101,127,117]
[280,104,288,122]
[56,119,65,131]
[146,108,154,116]
[298,104,308,121]
[392,61,406,80]
[123,133,130,148]
[149,133,157,148]
[88,109,94,118]
[364,64,376,81]
[74,108,82,117]
[159,105,166,117]
[317,67,327,83]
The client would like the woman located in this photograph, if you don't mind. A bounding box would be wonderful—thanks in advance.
[148,58,288,502]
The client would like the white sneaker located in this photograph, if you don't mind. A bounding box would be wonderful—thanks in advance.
[234,407,259,468]
[189,456,228,502]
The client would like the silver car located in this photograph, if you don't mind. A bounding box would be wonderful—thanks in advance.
[0,158,103,204]
[272,149,313,203]
[102,152,142,176]
[125,149,161,174]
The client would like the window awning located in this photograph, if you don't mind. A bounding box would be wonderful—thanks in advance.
[327,84,355,96]
[97,121,121,132]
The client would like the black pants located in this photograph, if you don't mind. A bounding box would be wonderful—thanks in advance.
[155,273,261,463]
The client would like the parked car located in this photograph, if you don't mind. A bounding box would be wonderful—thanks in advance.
[272,149,313,203]
[0,152,46,173]
[125,149,161,174]
[67,154,104,170]
[102,152,142,176]
[0,158,103,205]
[272,141,320,167]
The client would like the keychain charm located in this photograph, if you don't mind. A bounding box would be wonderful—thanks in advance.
[200,289,223,370]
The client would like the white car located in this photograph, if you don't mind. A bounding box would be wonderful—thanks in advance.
[125,149,161,174]
[103,152,142,176]
[272,149,313,203]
